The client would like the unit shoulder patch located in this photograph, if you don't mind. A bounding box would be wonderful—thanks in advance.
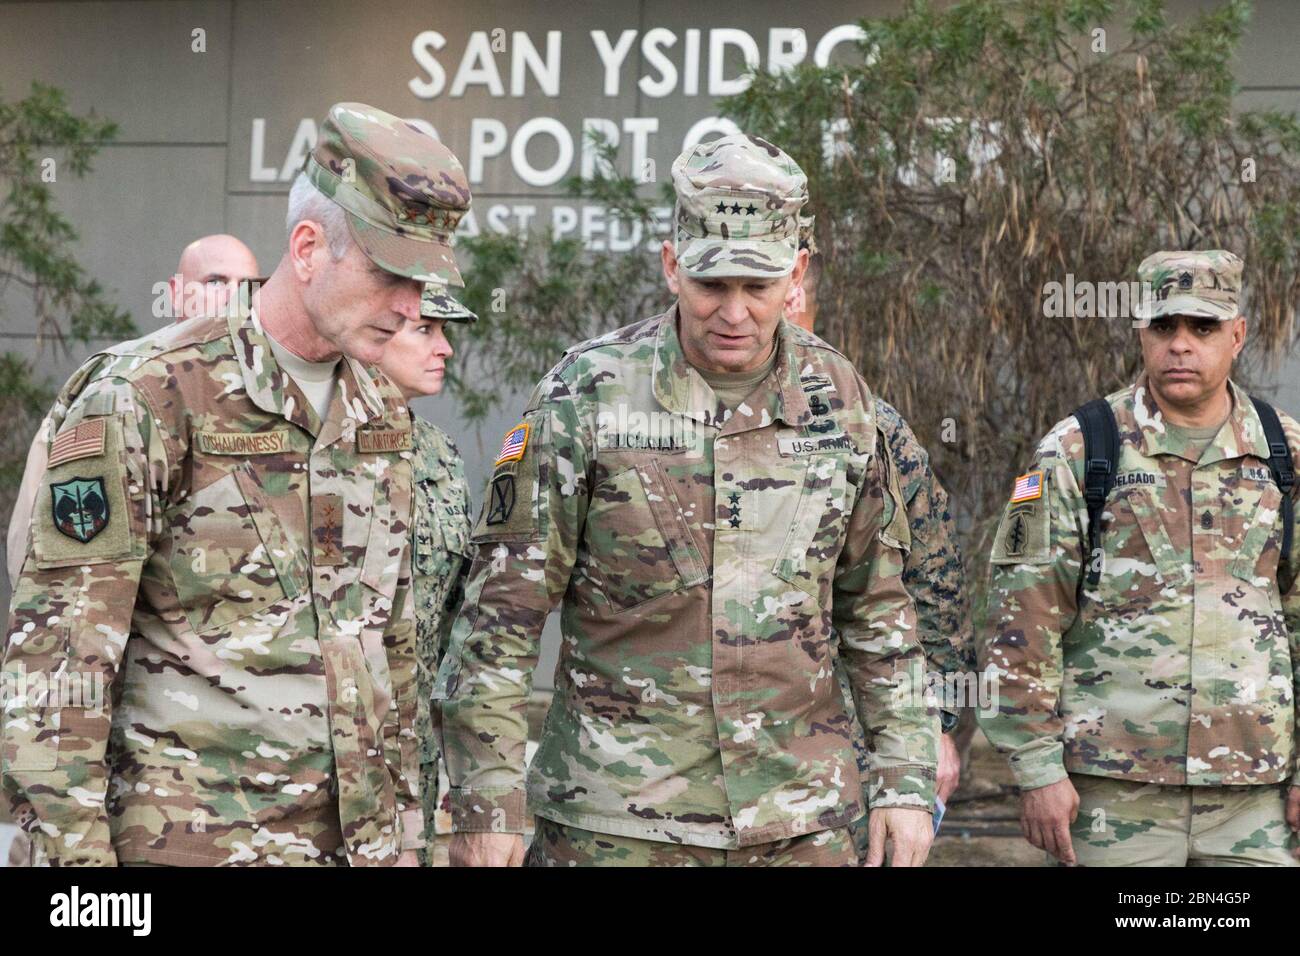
[991,489,1052,566]
[50,476,110,543]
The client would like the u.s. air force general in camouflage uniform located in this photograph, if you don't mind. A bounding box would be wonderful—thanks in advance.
[2,309,418,866]
[978,250,1300,866]
[435,134,937,866]
[1,102,474,865]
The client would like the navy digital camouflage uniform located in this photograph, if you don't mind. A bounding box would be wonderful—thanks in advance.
[844,398,971,859]
[409,280,477,866]
[410,417,471,865]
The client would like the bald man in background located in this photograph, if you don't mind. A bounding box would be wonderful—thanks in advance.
[169,234,262,321]
[6,235,262,594]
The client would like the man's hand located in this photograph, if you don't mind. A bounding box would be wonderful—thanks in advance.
[936,733,961,803]
[449,832,526,867]
[393,850,420,867]
[1020,778,1079,865]
[864,807,933,867]
[1285,785,1300,832]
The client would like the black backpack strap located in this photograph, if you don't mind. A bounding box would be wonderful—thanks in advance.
[1250,396,1296,594]
[1072,399,1120,589]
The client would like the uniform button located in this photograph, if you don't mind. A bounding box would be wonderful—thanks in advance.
[1201,511,1213,530]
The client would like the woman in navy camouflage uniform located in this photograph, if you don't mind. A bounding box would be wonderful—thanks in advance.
[377,284,476,865]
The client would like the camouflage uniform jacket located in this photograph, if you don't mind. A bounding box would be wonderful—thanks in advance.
[436,312,938,849]
[838,399,971,781]
[409,416,471,840]
[874,399,972,681]
[2,309,421,866]
[979,377,1300,791]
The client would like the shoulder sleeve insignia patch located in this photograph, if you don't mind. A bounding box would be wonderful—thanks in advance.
[991,499,1051,566]
[51,476,110,543]
[485,473,516,525]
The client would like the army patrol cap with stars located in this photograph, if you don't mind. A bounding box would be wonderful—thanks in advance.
[671,133,809,279]
[304,102,471,286]
[1134,249,1244,321]
[420,282,477,323]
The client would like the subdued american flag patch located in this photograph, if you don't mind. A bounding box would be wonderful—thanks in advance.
[48,418,107,468]
[1010,470,1043,503]
[494,422,530,465]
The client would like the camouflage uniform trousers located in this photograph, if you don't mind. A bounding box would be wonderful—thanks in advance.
[1061,774,1298,867]
[526,817,858,867]
[7,831,31,867]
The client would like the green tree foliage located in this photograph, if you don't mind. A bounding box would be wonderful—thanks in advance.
[722,0,1300,553]
[453,0,1300,567]
[0,83,129,518]
[448,141,671,419]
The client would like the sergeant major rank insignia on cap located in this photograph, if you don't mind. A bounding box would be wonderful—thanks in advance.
[1011,470,1043,503]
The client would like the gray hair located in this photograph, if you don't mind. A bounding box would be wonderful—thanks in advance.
[286,172,354,260]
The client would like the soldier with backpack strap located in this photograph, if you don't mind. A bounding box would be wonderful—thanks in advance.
[977,249,1300,867]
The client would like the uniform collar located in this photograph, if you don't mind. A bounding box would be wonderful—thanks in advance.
[1132,373,1272,465]
[651,308,812,431]
[229,308,387,438]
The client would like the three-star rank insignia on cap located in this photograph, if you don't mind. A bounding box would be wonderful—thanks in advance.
[1010,470,1043,503]
[494,423,530,466]
[51,476,110,543]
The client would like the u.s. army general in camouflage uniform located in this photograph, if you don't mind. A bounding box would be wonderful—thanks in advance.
[436,133,938,868]
[1,103,472,865]
[978,250,1300,866]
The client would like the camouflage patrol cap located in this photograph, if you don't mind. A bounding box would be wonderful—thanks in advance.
[671,133,808,278]
[420,282,477,323]
[1134,249,1243,321]
[305,103,471,286]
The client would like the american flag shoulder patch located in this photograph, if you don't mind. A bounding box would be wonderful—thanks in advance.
[48,418,107,468]
[494,422,530,466]
[1010,469,1044,503]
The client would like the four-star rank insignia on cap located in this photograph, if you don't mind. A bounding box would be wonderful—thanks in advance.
[51,476,110,543]
[494,422,530,466]
[1010,470,1043,503]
